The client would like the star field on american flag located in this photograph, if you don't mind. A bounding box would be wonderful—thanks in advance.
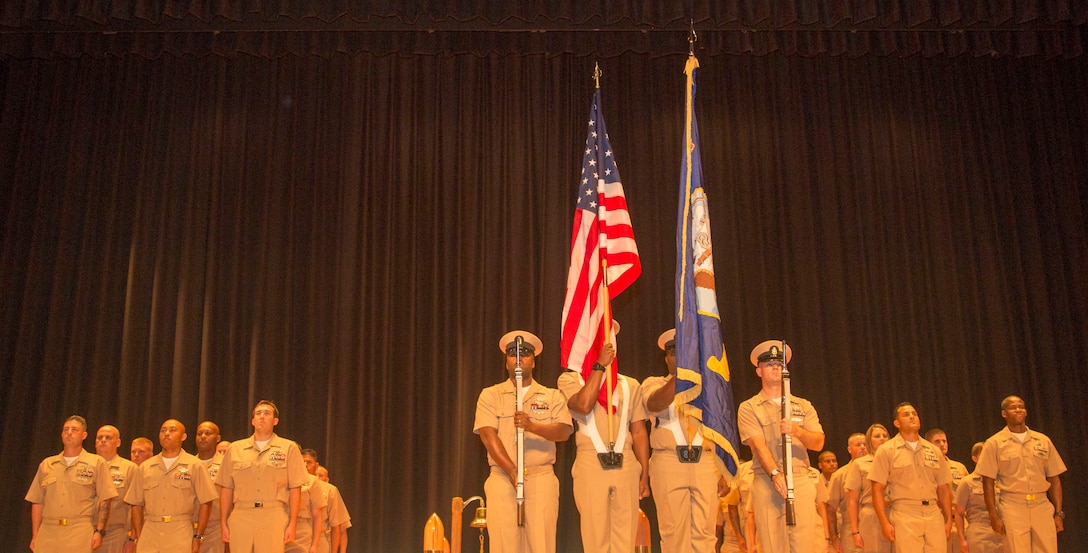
[561,87,641,410]
[575,105,621,212]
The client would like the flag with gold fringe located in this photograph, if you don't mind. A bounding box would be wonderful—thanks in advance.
[673,54,740,477]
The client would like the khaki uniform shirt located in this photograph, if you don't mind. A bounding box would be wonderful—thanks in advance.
[102,456,138,532]
[214,434,309,506]
[737,390,822,475]
[318,481,352,548]
[193,453,223,532]
[975,426,1066,494]
[954,473,992,525]
[298,474,328,521]
[473,379,572,467]
[26,449,119,519]
[325,481,351,529]
[947,458,968,497]
[557,372,648,455]
[827,462,851,514]
[810,466,830,503]
[124,452,218,517]
[641,375,705,451]
[868,435,952,502]
[844,455,876,505]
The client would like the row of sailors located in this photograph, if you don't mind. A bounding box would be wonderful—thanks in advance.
[25,409,352,553]
[479,329,1067,553]
[720,430,1007,553]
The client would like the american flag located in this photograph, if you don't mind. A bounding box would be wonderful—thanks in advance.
[672,55,740,476]
[560,87,641,410]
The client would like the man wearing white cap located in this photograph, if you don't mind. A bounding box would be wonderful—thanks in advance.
[474,330,573,553]
[736,340,825,553]
[642,328,720,553]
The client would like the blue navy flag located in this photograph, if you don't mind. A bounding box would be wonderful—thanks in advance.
[673,54,741,477]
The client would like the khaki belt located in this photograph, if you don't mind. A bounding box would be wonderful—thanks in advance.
[43,516,92,525]
[892,499,938,507]
[1000,492,1047,504]
[147,515,189,523]
[234,501,279,509]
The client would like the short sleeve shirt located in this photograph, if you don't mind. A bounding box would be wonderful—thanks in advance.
[25,450,119,519]
[975,426,1066,494]
[192,453,223,527]
[324,482,351,529]
[103,456,138,530]
[473,379,572,467]
[868,435,952,502]
[827,463,851,517]
[737,390,822,475]
[215,434,309,506]
[642,375,705,451]
[297,474,328,520]
[124,452,218,516]
[557,371,648,455]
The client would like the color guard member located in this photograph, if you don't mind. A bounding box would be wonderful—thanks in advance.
[475,330,573,553]
[559,329,651,553]
[643,328,721,553]
[737,341,825,553]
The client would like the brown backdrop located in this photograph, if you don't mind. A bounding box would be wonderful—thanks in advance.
[2,5,1087,551]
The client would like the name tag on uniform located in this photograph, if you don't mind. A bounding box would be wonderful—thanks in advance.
[790,403,804,423]
[923,448,939,467]
[1033,443,1049,458]
[529,393,550,412]
[75,465,95,483]
[268,451,288,467]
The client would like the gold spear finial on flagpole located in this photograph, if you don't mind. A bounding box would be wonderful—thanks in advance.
[593,62,602,89]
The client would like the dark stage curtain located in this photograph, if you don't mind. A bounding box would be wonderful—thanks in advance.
[1,0,1087,58]
[2,51,1087,551]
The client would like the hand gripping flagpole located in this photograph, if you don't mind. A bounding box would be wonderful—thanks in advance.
[781,339,796,526]
[515,336,526,526]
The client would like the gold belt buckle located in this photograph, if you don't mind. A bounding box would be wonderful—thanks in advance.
[1025,494,1036,501]
[58,518,68,526]
[161,515,172,523]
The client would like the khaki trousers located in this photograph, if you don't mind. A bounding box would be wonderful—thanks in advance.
[484,465,560,553]
[227,504,288,553]
[649,449,719,553]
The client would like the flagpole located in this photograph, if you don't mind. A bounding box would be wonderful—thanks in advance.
[782,340,796,526]
[594,60,617,454]
[515,336,526,526]
[600,266,616,451]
